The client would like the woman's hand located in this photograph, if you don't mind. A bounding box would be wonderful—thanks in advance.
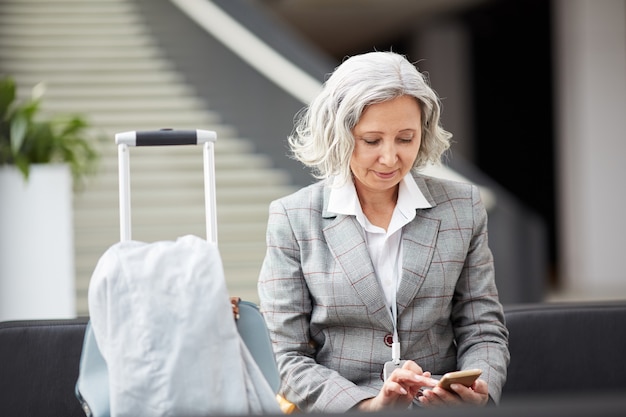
[418,378,490,407]
[355,361,437,412]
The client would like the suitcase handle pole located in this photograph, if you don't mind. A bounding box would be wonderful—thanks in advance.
[115,129,218,243]
[203,141,218,244]
[117,142,131,242]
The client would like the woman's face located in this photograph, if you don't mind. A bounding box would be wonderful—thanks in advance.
[350,95,422,196]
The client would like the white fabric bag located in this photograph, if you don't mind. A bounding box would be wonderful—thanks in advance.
[88,235,280,416]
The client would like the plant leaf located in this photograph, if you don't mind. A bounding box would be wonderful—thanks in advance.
[10,112,27,156]
[14,154,30,180]
[0,77,16,119]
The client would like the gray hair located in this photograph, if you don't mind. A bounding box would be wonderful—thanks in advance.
[288,51,452,184]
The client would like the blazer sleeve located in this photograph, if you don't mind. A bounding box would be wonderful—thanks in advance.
[451,184,510,404]
[258,198,375,413]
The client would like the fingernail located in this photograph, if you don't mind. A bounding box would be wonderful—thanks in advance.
[400,388,407,395]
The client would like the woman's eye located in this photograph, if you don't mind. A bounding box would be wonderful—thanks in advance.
[362,138,380,145]
[398,137,413,143]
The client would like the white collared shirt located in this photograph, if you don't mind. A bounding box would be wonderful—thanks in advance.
[327,174,432,308]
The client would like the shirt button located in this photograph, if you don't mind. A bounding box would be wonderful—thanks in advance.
[384,334,393,347]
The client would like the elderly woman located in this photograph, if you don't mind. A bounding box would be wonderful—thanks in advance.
[258,51,509,413]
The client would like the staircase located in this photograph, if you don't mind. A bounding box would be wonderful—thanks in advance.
[0,0,297,314]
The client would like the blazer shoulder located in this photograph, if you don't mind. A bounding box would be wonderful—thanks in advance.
[414,172,478,205]
[271,180,327,211]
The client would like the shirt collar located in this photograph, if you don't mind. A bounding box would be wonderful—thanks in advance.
[327,173,432,217]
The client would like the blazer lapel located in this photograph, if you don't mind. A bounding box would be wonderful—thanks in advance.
[396,175,441,316]
[396,214,440,315]
[322,188,392,329]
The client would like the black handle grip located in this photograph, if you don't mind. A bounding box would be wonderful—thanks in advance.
[136,129,197,146]
[115,129,216,146]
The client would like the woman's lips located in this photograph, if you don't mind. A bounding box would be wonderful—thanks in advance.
[375,170,397,180]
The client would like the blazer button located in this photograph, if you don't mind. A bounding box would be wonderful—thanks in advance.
[384,334,393,347]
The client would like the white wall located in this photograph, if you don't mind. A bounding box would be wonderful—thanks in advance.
[554,0,626,299]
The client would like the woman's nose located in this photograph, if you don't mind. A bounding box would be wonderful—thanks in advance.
[379,143,398,166]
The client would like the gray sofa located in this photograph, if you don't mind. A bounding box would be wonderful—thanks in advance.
[1,301,625,416]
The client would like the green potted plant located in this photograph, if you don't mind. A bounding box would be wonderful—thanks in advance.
[0,75,99,187]
[0,75,101,321]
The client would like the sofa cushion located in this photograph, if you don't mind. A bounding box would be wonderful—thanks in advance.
[0,318,88,417]
[502,301,626,399]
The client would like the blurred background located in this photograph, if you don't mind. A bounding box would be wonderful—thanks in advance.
[1,0,625,319]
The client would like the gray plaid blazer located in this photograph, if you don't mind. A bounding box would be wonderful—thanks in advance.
[258,172,510,413]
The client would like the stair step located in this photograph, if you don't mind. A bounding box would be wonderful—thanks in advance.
[0,46,164,60]
[15,84,197,98]
[85,111,220,126]
[38,97,209,112]
[2,59,176,72]
[10,72,185,85]
[0,35,155,49]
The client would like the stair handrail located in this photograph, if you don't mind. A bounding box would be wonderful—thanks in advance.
[170,0,321,104]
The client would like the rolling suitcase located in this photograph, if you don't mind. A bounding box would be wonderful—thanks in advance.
[74,129,280,417]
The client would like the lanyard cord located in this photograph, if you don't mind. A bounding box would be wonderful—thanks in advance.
[389,240,402,364]
[391,299,401,364]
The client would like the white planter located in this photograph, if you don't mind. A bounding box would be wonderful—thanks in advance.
[0,164,76,321]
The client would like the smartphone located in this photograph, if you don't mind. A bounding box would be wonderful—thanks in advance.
[437,369,482,390]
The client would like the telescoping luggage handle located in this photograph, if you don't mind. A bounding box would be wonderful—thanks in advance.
[115,129,218,244]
